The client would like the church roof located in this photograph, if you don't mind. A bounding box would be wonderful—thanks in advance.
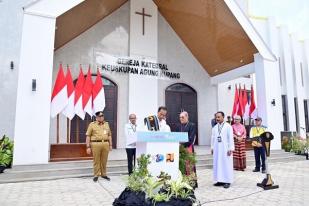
[53,0,275,76]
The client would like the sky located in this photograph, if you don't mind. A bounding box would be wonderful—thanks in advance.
[248,0,309,40]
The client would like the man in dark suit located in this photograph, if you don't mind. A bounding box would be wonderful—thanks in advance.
[176,111,198,188]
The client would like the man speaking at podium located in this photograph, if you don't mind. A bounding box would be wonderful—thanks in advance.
[144,106,171,132]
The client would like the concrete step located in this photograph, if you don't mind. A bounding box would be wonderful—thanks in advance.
[196,154,305,169]
[0,150,305,184]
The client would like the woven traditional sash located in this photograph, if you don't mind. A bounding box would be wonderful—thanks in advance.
[144,115,159,131]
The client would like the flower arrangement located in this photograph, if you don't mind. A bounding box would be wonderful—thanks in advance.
[113,154,199,206]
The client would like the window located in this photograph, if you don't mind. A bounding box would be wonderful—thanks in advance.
[281,95,289,131]
[300,63,304,87]
[294,98,300,133]
[304,100,309,133]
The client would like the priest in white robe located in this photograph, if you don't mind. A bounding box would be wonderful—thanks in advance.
[144,106,171,132]
[211,111,234,189]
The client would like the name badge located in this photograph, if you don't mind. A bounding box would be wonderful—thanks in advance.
[217,136,222,143]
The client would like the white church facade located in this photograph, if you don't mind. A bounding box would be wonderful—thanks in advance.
[0,0,308,166]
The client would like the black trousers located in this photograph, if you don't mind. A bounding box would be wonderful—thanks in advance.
[126,148,136,175]
[253,147,266,170]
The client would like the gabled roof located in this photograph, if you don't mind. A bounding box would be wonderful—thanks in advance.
[48,0,275,76]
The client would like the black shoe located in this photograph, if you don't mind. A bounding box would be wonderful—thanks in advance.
[101,176,111,181]
[252,169,260,172]
[93,177,98,182]
[213,182,224,186]
[262,170,266,174]
[223,183,230,189]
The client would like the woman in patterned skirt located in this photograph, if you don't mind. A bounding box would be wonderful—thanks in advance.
[232,115,247,171]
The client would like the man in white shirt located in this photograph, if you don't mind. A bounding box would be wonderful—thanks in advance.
[124,114,138,175]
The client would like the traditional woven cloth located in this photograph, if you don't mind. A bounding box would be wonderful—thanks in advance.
[232,123,247,170]
[144,115,159,131]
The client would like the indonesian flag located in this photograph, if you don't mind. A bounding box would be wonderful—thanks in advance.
[74,67,85,119]
[232,85,239,118]
[51,64,68,118]
[83,67,93,116]
[62,66,75,120]
[237,84,244,117]
[92,69,105,114]
[243,85,250,120]
[249,85,257,118]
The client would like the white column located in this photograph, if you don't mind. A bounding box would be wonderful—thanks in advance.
[13,13,56,165]
[129,0,158,126]
[279,27,296,131]
[254,53,283,150]
[291,35,306,137]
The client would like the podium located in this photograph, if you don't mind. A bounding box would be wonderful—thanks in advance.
[134,131,188,180]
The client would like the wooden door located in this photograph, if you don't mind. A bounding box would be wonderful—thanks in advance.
[165,83,198,145]
[70,76,118,148]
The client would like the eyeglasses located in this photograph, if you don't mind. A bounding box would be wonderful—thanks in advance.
[179,116,185,119]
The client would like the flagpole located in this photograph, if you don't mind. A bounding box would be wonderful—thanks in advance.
[67,118,70,143]
[56,114,60,144]
[76,118,79,143]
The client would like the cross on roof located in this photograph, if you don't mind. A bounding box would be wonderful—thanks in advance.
[135,8,152,35]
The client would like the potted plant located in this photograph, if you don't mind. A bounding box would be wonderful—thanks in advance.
[179,145,197,188]
[290,137,304,155]
[113,154,199,206]
[149,172,197,206]
[0,135,14,173]
[113,154,151,206]
[281,136,292,152]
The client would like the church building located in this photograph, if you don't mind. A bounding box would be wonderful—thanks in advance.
[0,0,307,166]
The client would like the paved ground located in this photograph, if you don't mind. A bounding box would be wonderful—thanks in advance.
[0,161,308,206]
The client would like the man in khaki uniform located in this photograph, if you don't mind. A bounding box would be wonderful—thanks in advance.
[86,111,112,182]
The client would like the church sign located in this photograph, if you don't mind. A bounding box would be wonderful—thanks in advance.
[97,53,180,79]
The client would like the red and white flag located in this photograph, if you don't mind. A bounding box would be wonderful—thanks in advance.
[74,67,85,119]
[51,64,68,118]
[62,66,75,120]
[92,69,105,114]
[83,67,93,116]
[232,85,239,118]
[243,85,250,120]
[249,85,257,119]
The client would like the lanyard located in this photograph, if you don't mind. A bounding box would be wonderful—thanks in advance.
[218,123,225,135]
[130,124,136,132]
